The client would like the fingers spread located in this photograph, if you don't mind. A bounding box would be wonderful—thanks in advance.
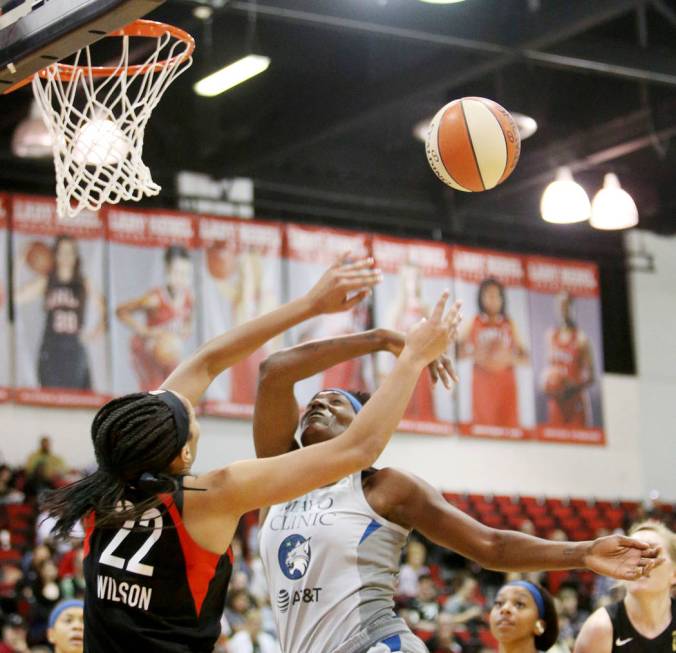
[431,290,450,322]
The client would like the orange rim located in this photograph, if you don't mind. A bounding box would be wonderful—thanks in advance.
[37,19,195,81]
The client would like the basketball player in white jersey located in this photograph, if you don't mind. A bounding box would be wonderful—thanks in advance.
[253,329,663,653]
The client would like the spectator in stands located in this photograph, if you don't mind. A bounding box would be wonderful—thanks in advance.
[426,613,462,653]
[556,583,588,644]
[0,467,24,505]
[24,438,66,495]
[46,600,83,653]
[26,560,63,645]
[574,520,675,653]
[398,539,430,599]
[58,547,84,600]
[489,581,559,653]
[409,574,442,636]
[0,614,28,653]
[443,576,484,626]
[226,609,280,653]
[224,589,253,635]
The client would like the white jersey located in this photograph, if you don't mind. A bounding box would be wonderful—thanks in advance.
[259,472,410,653]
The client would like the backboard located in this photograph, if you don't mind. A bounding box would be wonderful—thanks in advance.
[0,0,165,93]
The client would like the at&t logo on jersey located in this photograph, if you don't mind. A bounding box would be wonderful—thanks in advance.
[276,588,322,614]
[278,534,312,580]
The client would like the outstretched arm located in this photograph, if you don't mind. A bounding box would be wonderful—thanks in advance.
[254,327,458,458]
[163,257,381,405]
[200,293,460,517]
[373,469,662,580]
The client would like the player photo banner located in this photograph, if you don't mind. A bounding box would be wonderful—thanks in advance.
[453,246,534,441]
[11,194,109,407]
[106,207,199,396]
[0,194,10,403]
[372,235,455,435]
[526,256,605,445]
[199,216,283,417]
[285,223,374,409]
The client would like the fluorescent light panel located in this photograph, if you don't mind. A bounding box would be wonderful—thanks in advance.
[194,55,270,97]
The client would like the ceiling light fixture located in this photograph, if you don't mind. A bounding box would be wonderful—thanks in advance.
[540,167,590,224]
[194,54,270,97]
[590,173,638,230]
[418,0,466,4]
[11,100,53,159]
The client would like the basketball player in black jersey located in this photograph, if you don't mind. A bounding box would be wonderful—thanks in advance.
[15,235,105,389]
[41,256,463,653]
[575,520,675,653]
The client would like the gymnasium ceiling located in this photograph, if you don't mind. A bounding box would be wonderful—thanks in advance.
[3,0,676,371]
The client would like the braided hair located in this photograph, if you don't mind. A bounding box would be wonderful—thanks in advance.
[41,393,188,538]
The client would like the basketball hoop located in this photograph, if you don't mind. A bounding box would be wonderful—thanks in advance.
[29,20,195,218]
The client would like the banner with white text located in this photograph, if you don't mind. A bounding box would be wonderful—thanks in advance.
[0,194,10,402]
[453,246,534,440]
[285,224,374,409]
[372,235,455,434]
[106,207,199,395]
[199,216,283,417]
[12,194,109,407]
[526,256,605,445]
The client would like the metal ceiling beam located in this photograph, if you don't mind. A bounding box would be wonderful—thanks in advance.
[226,2,676,85]
[225,0,647,173]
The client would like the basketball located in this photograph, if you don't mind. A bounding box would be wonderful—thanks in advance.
[206,242,235,280]
[25,241,54,275]
[425,97,521,192]
[152,332,183,368]
[543,367,567,396]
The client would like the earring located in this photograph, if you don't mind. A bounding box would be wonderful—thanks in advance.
[535,621,545,635]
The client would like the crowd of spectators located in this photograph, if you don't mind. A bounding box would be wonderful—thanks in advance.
[0,436,673,652]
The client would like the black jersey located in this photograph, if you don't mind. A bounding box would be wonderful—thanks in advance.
[83,487,233,653]
[43,276,86,340]
[606,598,675,652]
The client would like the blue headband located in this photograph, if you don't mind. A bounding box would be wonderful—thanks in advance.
[508,581,545,619]
[48,600,83,628]
[324,388,363,414]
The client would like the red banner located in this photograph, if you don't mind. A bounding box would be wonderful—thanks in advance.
[372,235,454,434]
[526,256,605,445]
[106,207,199,395]
[0,194,10,402]
[199,215,283,417]
[285,224,374,409]
[452,246,534,440]
[12,194,109,407]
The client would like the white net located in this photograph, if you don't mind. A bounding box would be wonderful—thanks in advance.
[31,22,193,218]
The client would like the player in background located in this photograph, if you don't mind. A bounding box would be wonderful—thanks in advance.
[116,245,194,392]
[574,520,675,653]
[457,277,529,427]
[543,292,595,427]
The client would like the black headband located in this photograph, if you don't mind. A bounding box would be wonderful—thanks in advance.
[152,390,191,449]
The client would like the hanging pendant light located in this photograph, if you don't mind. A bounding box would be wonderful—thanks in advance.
[540,167,590,224]
[590,173,638,230]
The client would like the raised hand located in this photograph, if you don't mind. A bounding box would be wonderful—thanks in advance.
[402,292,463,368]
[583,534,664,580]
[304,252,382,316]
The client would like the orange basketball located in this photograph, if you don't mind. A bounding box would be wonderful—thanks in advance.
[153,332,182,368]
[543,367,567,396]
[206,242,235,280]
[425,97,521,192]
[26,241,54,275]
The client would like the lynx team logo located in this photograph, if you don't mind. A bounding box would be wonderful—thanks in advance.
[278,534,312,580]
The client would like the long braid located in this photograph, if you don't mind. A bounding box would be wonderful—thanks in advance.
[41,393,186,539]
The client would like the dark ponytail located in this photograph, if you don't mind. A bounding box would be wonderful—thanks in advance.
[40,393,187,539]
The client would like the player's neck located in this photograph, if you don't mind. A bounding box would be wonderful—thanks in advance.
[625,591,671,634]
[498,639,537,653]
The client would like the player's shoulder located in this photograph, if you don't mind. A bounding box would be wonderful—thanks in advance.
[364,467,419,505]
[574,606,613,653]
